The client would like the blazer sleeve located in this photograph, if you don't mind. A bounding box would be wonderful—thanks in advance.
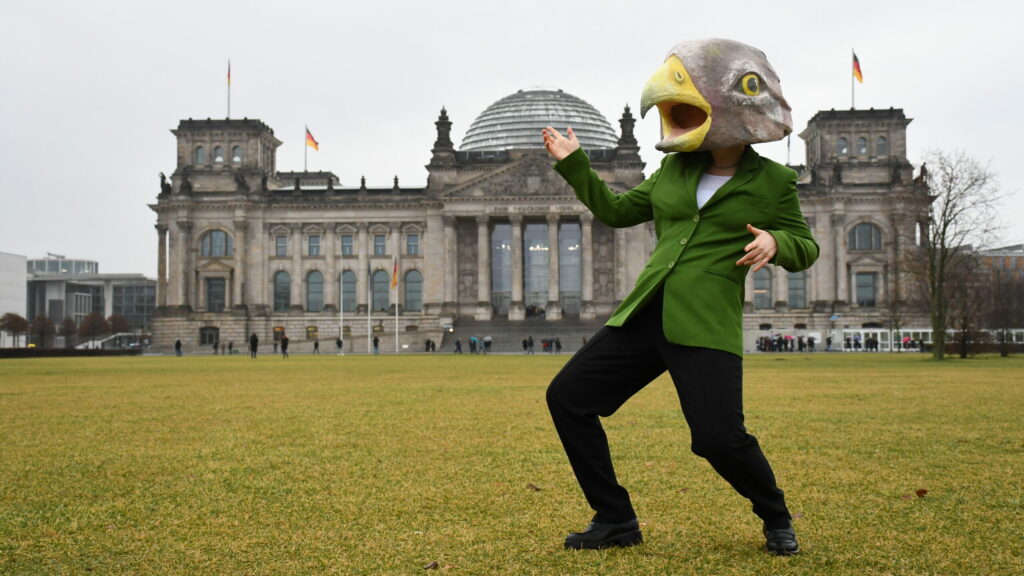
[768,171,819,272]
[553,148,661,228]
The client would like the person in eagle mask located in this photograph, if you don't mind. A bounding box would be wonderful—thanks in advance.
[542,38,818,556]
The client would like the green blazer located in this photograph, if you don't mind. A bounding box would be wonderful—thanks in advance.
[554,146,819,357]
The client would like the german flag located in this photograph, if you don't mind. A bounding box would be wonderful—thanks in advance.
[391,258,399,289]
[305,126,319,151]
[852,52,864,83]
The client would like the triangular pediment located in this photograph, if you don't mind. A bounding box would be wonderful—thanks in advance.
[443,154,585,199]
[197,259,235,272]
[847,252,888,266]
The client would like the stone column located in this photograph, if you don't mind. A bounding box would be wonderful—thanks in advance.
[177,221,194,308]
[357,223,368,312]
[324,225,336,311]
[774,266,787,309]
[614,228,627,301]
[509,214,525,320]
[443,215,457,310]
[475,215,492,320]
[580,214,595,319]
[832,213,848,304]
[167,224,179,307]
[546,214,562,320]
[291,224,303,310]
[233,220,247,308]
[156,224,168,307]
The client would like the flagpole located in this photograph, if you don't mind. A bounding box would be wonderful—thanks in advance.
[227,59,231,118]
[394,258,400,354]
[367,263,372,354]
[851,49,855,109]
[304,126,308,172]
[339,268,344,355]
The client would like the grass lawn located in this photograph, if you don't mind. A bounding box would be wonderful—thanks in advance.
[0,353,1022,575]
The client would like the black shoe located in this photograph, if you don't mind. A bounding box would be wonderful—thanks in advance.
[763,524,800,555]
[564,519,643,550]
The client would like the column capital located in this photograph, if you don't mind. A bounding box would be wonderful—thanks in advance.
[579,212,594,224]
[155,223,168,234]
[233,220,249,231]
[476,214,490,225]
[176,221,193,231]
[509,213,524,225]
[546,213,560,225]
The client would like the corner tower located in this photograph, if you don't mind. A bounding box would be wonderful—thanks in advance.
[168,118,282,195]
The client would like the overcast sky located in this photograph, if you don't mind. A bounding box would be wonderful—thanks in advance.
[1,0,1021,276]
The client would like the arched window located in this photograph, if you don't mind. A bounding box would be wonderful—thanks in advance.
[836,137,849,155]
[200,230,233,257]
[306,271,324,312]
[273,271,291,312]
[753,268,772,309]
[849,223,883,251]
[371,270,390,312]
[876,137,888,156]
[788,270,807,308]
[195,146,206,165]
[857,137,868,155]
[232,146,243,163]
[404,270,423,311]
[213,146,225,163]
[340,270,356,312]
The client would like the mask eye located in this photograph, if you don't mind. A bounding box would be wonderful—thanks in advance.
[740,73,761,96]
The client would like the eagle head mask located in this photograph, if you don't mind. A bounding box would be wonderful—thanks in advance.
[640,38,792,153]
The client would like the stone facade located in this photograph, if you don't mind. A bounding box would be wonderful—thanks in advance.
[150,103,931,354]
[741,108,932,351]
[150,104,650,353]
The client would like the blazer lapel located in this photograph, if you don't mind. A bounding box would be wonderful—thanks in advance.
[700,146,759,211]
[676,152,710,212]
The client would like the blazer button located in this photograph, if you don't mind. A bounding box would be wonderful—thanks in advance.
[692,215,700,223]
[679,238,688,245]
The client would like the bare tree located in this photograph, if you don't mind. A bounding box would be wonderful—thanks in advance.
[986,269,1024,357]
[108,314,130,334]
[915,150,1003,360]
[58,317,78,349]
[947,251,988,358]
[0,313,30,347]
[78,313,111,348]
[30,316,56,349]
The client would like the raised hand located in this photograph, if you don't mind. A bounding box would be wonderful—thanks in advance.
[542,126,580,161]
[736,224,778,272]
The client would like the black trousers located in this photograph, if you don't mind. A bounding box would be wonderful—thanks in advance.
[546,287,791,528]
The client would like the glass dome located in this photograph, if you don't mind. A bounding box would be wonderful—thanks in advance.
[460,89,619,152]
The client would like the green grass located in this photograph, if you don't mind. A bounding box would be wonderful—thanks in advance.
[1,353,1022,575]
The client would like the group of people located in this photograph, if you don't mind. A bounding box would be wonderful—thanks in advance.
[522,336,562,354]
[452,335,492,354]
[756,334,815,353]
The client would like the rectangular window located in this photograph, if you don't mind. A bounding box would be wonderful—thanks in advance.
[374,234,386,256]
[275,235,288,257]
[341,234,354,255]
[206,277,226,312]
[855,272,877,307]
[308,235,321,256]
[787,271,806,308]
[406,233,419,255]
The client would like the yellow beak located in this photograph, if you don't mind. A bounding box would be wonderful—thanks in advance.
[640,56,712,152]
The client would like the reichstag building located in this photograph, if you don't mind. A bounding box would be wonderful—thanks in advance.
[150,89,931,353]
